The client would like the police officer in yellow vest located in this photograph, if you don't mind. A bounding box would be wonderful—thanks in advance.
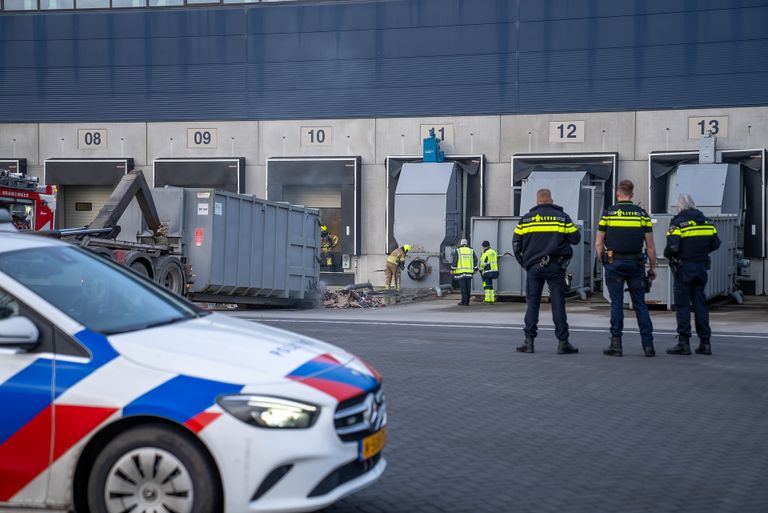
[479,241,499,303]
[664,193,721,356]
[513,188,581,354]
[385,244,411,291]
[596,179,657,357]
[451,238,478,306]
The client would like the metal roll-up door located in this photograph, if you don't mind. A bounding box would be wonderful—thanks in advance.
[281,186,341,208]
[62,186,114,228]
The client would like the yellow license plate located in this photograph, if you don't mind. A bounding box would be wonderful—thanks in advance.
[360,428,387,461]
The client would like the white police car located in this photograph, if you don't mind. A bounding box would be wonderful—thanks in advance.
[0,212,386,513]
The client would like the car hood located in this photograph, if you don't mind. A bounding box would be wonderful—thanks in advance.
[108,312,356,386]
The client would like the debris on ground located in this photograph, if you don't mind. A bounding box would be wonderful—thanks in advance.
[323,288,387,308]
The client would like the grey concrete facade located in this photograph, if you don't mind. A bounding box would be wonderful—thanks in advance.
[2,106,767,291]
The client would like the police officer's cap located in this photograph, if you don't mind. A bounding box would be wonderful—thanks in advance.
[481,240,490,248]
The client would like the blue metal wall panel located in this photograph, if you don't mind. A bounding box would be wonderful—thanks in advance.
[520,0,768,21]
[0,0,766,122]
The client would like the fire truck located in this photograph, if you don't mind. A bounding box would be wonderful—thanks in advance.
[0,168,56,231]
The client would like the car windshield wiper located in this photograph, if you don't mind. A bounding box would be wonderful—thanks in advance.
[101,314,195,335]
[141,314,196,330]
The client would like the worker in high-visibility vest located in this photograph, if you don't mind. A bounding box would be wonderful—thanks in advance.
[479,241,499,303]
[451,238,477,306]
[385,244,411,291]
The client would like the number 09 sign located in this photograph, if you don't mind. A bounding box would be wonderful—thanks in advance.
[187,128,218,148]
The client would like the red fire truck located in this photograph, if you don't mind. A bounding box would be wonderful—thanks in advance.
[0,169,56,231]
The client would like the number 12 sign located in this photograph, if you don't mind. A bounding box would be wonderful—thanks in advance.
[548,121,585,143]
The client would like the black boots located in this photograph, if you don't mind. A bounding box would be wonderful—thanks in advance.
[516,338,578,354]
[695,339,712,355]
[603,336,623,357]
[557,341,579,354]
[643,344,656,357]
[667,336,692,355]
[516,336,534,353]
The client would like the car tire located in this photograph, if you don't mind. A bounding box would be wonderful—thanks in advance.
[86,425,221,513]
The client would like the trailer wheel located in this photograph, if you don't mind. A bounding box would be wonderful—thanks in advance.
[129,261,151,279]
[89,247,115,261]
[155,256,185,295]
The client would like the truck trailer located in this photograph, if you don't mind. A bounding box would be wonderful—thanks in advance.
[35,169,321,307]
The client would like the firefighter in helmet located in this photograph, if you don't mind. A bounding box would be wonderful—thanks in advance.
[385,244,411,291]
[320,224,339,269]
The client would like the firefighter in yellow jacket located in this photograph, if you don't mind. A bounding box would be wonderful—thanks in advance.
[385,244,411,291]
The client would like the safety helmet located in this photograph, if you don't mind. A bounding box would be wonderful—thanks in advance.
[320,225,328,232]
[403,244,411,253]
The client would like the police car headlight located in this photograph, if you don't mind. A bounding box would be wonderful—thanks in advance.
[217,395,319,429]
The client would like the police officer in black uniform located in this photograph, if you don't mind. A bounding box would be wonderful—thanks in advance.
[512,188,581,354]
[595,179,657,357]
[664,193,721,355]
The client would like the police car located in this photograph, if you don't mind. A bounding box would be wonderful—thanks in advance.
[0,212,386,513]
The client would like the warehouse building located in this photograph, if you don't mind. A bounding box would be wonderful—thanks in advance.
[1,0,766,291]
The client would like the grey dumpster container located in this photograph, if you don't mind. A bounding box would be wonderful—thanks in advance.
[471,216,588,298]
[470,217,525,295]
[184,189,320,306]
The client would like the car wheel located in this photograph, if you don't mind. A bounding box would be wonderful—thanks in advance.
[87,425,221,513]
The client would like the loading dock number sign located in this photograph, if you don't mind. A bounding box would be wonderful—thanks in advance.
[420,125,454,147]
[301,126,332,146]
[187,129,218,148]
[688,117,728,139]
[548,121,585,143]
[78,129,107,149]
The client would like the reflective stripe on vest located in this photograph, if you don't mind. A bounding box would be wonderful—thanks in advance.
[667,224,718,238]
[515,221,578,235]
[481,248,498,271]
[453,246,474,275]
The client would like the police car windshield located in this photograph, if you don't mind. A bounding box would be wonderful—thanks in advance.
[0,245,202,335]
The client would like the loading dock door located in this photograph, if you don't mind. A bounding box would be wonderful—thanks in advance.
[61,186,114,228]
[385,155,484,254]
[649,149,766,259]
[266,157,361,285]
[153,158,245,193]
[511,153,618,217]
[0,159,27,175]
[43,158,134,229]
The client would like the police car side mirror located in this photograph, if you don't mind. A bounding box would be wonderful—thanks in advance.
[0,316,40,351]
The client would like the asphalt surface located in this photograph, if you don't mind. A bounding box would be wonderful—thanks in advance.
[252,317,768,513]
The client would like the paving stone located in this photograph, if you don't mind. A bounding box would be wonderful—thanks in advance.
[261,320,768,513]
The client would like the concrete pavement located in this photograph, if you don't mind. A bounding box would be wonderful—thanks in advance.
[230,293,768,336]
[243,317,768,513]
